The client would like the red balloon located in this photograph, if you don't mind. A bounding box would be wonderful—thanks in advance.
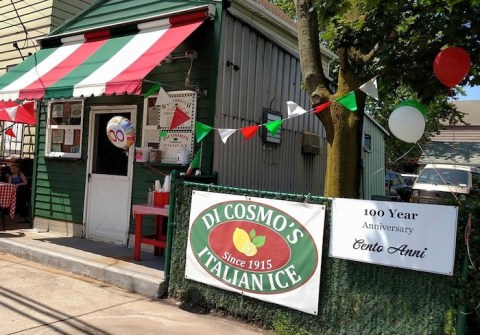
[433,47,471,88]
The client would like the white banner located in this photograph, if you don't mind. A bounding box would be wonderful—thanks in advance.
[186,191,326,315]
[330,198,458,275]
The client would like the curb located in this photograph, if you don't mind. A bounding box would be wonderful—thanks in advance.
[0,233,166,298]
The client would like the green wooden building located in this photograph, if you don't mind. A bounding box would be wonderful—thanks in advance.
[0,0,365,246]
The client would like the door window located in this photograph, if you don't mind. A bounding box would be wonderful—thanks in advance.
[92,113,129,176]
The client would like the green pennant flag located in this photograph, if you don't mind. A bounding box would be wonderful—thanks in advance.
[265,119,284,136]
[195,122,213,142]
[187,147,202,175]
[144,83,160,98]
[159,130,168,138]
[337,91,357,112]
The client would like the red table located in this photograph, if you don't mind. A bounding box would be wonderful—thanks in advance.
[132,204,169,261]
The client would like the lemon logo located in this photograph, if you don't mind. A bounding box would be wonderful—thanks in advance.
[232,228,266,257]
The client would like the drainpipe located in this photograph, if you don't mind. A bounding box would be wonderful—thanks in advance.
[163,169,179,294]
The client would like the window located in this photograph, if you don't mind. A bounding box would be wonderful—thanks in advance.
[262,108,282,145]
[45,99,84,158]
[363,133,371,152]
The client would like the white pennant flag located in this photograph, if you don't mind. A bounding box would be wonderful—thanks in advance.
[155,86,171,106]
[217,128,236,143]
[286,101,308,118]
[359,78,379,100]
[5,106,18,121]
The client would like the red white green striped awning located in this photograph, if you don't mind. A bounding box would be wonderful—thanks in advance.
[0,10,210,102]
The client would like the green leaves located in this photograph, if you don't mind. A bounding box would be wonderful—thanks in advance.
[249,229,266,247]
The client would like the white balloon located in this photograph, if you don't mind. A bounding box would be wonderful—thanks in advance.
[388,106,425,143]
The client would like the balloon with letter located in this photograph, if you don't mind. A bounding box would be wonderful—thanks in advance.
[388,100,426,143]
[106,116,136,149]
[433,47,471,88]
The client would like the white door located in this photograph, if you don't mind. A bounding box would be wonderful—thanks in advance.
[85,105,136,245]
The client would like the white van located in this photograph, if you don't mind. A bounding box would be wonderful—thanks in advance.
[410,164,480,204]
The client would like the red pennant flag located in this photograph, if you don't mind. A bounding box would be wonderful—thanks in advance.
[313,101,332,114]
[169,107,191,130]
[0,101,36,125]
[240,125,259,141]
[5,128,16,138]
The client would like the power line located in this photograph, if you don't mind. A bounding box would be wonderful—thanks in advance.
[10,0,29,49]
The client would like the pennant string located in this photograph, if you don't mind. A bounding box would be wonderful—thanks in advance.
[151,76,379,144]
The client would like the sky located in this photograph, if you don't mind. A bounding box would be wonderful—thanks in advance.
[456,85,480,101]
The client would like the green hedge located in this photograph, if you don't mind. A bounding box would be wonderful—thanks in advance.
[168,181,470,334]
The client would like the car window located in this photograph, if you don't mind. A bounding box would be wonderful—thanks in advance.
[386,172,404,186]
[416,168,468,186]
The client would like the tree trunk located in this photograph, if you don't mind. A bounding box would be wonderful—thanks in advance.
[324,102,363,198]
[295,0,365,199]
[322,52,365,198]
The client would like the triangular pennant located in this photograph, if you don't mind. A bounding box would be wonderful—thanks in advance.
[359,78,379,100]
[286,101,308,118]
[5,106,18,121]
[195,122,213,142]
[187,147,202,175]
[144,83,160,98]
[217,128,236,143]
[0,101,36,125]
[337,92,358,111]
[159,130,168,138]
[265,119,284,137]
[169,107,191,130]
[5,128,16,138]
[313,101,332,114]
[155,86,171,106]
[18,101,36,125]
[240,125,259,141]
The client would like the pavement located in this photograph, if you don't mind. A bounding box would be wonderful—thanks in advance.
[0,225,166,299]
[0,254,270,335]
[0,221,270,334]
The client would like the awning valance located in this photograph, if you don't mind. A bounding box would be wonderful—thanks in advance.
[0,10,210,101]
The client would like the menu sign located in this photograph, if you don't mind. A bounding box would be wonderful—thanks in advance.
[159,131,193,164]
[158,91,196,130]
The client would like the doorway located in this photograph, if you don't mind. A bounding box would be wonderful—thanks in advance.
[85,105,136,245]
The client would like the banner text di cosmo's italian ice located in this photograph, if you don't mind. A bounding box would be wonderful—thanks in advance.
[185,191,326,315]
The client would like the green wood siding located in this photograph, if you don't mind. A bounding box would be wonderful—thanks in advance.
[33,101,88,223]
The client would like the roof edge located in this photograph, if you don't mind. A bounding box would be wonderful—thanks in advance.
[39,4,216,45]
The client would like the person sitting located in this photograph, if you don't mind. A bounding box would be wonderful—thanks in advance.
[7,163,30,223]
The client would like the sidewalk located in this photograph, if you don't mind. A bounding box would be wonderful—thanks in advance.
[0,223,272,334]
[0,223,166,298]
